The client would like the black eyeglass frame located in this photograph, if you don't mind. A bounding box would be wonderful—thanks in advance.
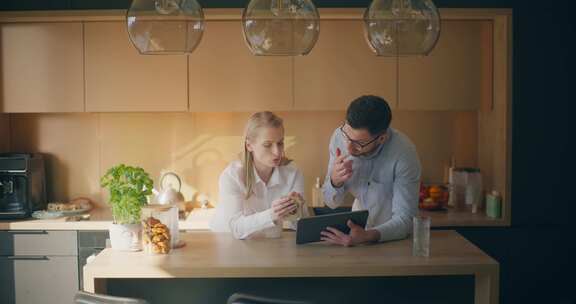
[339,123,386,150]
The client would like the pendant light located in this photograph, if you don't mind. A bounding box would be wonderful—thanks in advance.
[242,0,320,56]
[127,0,205,55]
[364,0,441,56]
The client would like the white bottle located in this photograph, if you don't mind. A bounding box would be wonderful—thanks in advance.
[447,166,456,207]
[311,177,324,207]
[464,169,482,213]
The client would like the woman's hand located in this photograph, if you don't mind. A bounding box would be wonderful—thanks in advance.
[271,196,297,221]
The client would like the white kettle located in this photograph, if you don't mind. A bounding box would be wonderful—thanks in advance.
[153,172,185,206]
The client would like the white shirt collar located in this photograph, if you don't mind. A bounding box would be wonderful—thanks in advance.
[253,166,283,188]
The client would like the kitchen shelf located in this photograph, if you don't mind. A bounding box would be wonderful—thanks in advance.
[314,206,509,227]
[419,208,509,227]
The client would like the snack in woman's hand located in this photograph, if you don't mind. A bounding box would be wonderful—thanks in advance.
[285,192,305,222]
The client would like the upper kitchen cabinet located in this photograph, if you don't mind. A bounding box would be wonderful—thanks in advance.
[294,20,397,111]
[398,20,492,111]
[84,22,188,112]
[0,23,84,113]
[188,21,293,112]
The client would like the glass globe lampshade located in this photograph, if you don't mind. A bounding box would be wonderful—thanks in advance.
[127,0,205,55]
[242,0,320,56]
[364,0,441,56]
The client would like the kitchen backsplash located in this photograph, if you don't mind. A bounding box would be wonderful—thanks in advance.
[7,111,477,208]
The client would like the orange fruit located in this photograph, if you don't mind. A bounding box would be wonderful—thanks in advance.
[428,186,442,198]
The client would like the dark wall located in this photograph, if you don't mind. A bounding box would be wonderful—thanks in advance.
[1,1,575,303]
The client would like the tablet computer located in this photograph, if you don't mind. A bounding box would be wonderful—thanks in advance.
[296,210,369,244]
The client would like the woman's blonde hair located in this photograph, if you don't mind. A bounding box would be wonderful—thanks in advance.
[241,111,291,199]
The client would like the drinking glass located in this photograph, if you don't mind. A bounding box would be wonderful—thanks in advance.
[412,215,431,257]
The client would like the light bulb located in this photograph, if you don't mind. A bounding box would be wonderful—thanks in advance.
[155,0,180,15]
[270,0,283,17]
[242,0,319,56]
[364,0,440,56]
[127,0,205,54]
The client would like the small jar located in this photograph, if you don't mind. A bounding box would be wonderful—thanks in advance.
[141,204,174,255]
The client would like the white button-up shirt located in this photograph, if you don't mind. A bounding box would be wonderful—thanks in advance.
[323,128,421,242]
[210,160,306,239]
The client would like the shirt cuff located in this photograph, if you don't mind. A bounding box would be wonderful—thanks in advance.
[323,178,347,207]
[257,208,276,229]
[373,219,411,243]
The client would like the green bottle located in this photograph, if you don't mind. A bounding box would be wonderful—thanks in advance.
[485,190,502,219]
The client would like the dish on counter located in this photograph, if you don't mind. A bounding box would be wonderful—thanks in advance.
[47,197,93,212]
[32,197,94,219]
[32,207,91,219]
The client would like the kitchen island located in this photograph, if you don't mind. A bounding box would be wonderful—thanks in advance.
[84,230,499,304]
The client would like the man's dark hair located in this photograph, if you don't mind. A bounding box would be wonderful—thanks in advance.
[346,95,392,135]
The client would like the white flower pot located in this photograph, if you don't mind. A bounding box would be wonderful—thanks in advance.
[109,223,142,251]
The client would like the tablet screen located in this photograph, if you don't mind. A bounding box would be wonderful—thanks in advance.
[296,210,369,244]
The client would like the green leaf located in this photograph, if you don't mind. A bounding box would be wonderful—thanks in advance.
[100,164,154,224]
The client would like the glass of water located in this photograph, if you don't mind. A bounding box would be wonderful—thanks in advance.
[412,215,431,257]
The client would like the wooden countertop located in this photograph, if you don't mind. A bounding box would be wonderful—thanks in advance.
[84,230,497,280]
[0,207,507,230]
[0,208,113,230]
[0,208,215,231]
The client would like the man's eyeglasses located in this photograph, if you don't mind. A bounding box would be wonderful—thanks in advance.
[339,124,385,150]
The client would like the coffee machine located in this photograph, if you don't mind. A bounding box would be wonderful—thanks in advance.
[0,153,47,219]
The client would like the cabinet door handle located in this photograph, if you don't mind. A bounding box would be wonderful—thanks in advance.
[9,230,47,235]
[0,211,27,215]
[6,255,49,260]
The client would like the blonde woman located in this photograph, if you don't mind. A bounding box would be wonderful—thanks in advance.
[210,111,307,239]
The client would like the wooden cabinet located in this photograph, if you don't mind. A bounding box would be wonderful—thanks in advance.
[294,20,397,110]
[0,256,78,304]
[84,22,188,112]
[0,114,9,152]
[0,230,78,304]
[0,16,493,113]
[0,22,84,113]
[188,21,293,111]
[398,20,492,110]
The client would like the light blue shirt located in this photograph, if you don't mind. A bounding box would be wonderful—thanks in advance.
[322,127,421,242]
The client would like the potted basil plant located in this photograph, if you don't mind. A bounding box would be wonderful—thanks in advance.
[100,164,153,251]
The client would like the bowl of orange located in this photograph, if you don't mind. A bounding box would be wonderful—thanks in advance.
[418,183,449,211]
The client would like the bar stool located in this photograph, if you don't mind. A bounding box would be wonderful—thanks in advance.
[227,293,313,304]
[74,291,149,304]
